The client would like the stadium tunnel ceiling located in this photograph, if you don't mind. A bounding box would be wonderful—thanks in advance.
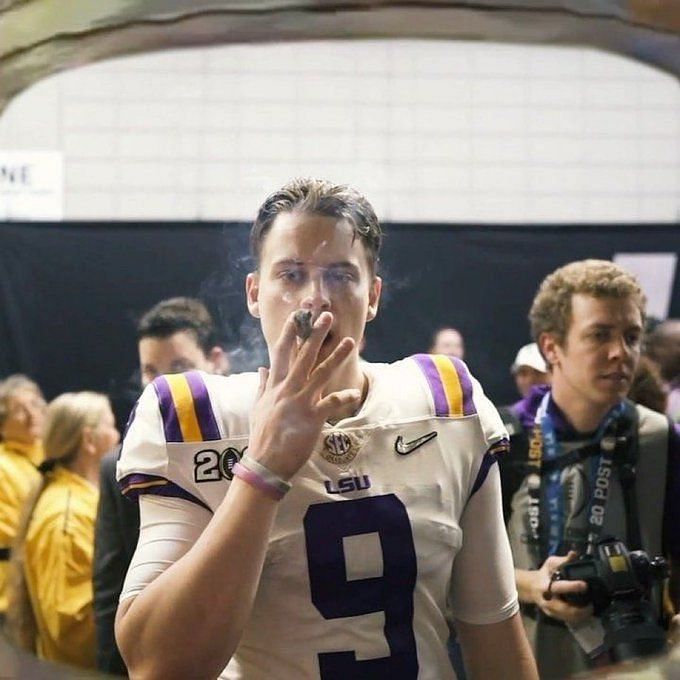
[0,1,679,115]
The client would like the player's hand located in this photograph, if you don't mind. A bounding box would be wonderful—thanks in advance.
[530,552,594,624]
[248,310,361,481]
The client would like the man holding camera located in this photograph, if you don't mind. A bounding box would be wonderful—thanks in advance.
[505,259,680,679]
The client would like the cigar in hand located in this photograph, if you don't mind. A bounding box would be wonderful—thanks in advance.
[293,310,313,341]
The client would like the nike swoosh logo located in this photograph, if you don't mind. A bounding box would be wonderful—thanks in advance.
[395,431,438,455]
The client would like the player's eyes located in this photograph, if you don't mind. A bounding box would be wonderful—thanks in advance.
[280,270,305,283]
[324,270,354,285]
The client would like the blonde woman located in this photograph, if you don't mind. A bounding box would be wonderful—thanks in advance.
[7,392,119,668]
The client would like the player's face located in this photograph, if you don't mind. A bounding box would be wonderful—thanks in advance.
[138,330,216,387]
[246,212,381,366]
[542,293,642,415]
[1,388,46,446]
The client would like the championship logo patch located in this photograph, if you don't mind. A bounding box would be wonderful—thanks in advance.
[219,447,243,480]
[321,431,361,466]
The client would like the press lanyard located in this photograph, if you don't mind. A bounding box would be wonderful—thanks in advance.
[527,392,625,561]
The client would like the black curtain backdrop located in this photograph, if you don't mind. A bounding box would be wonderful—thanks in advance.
[1,222,678,425]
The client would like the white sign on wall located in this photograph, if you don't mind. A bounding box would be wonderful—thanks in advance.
[0,151,63,220]
[614,252,677,320]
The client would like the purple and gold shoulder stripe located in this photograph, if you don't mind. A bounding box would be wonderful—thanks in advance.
[469,437,510,499]
[153,371,221,443]
[119,472,211,513]
[411,354,476,418]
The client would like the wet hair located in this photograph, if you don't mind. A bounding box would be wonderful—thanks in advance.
[529,259,646,347]
[6,392,111,652]
[250,178,383,274]
[0,375,44,439]
[137,297,217,354]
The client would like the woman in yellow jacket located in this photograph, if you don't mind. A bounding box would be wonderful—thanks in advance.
[7,392,119,669]
[0,375,46,619]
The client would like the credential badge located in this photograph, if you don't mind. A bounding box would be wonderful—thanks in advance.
[322,431,361,466]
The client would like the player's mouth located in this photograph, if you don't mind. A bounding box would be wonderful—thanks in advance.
[599,371,630,385]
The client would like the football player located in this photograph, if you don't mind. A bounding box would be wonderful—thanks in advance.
[114,179,537,679]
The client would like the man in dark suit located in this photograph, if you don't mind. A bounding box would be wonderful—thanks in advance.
[94,297,227,675]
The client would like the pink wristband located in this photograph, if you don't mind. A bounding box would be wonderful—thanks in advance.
[232,462,286,501]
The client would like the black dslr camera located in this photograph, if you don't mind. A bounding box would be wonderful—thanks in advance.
[552,536,668,662]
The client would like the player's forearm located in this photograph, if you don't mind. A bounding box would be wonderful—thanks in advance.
[116,479,278,679]
[457,614,538,680]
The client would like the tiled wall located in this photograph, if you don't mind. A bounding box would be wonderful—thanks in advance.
[1,40,678,222]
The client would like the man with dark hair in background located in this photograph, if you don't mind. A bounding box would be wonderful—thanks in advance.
[646,319,680,422]
[93,297,227,675]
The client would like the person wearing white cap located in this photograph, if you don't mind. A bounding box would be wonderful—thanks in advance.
[511,342,549,398]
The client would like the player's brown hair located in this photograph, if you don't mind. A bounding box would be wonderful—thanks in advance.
[250,178,383,274]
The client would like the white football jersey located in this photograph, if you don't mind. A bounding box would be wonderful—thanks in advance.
[118,355,518,679]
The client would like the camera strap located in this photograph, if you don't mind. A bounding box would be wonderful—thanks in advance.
[526,393,626,563]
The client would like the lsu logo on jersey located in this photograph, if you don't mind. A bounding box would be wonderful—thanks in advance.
[324,475,372,495]
[194,446,247,482]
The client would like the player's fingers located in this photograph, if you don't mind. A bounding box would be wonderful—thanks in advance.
[305,337,355,393]
[314,388,362,420]
[255,367,269,401]
[288,312,333,385]
[269,313,299,384]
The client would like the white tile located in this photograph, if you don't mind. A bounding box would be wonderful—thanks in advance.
[529,81,582,108]
[472,78,527,107]
[582,196,639,221]
[472,137,527,163]
[528,166,586,193]
[637,167,680,193]
[638,110,679,136]
[470,193,530,222]
[639,139,680,165]
[638,196,680,221]
[638,81,680,108]
[583,110,638,136]
[529,137,584,164]
[527,46,583,77]
[582,80,636,108]
[473,165,527,193]
[472,108,526,134]
[415,165,470,191]
[66,191,116,219]
[239,103,298,130]
[584,166,637,193]
[416,107,469,133]
[63,101,117,129]
[117,161,198,189]
[63,131,116,157]
[581,138,638,165]
[115,101,202,130]
[526,109,583,135]
[66,160,117,187]
[529,195,585,222]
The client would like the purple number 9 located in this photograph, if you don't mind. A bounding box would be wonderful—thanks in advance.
[303,494,419,679]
